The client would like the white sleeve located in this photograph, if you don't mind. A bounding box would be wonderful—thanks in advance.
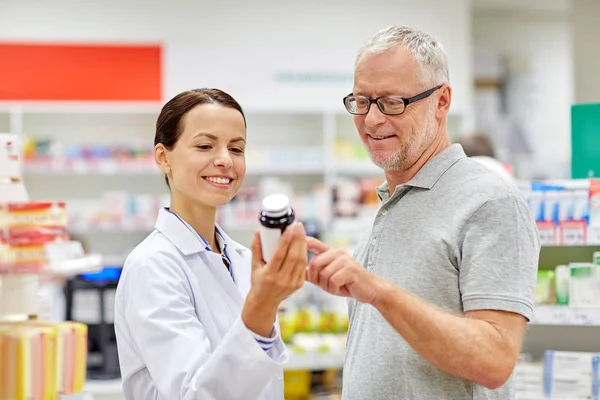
[251,327,277,351]
[122,253,286,400]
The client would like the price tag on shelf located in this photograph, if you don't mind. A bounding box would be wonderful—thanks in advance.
[573,308,600,325]
[0,134,20,179]
[72,160,90,174]
[545,306,571,324]
[60,394,91,400]
[587,227,600,245]
[97,160,118,175]
[560,220,586,245]
[36,293,53,321]
[555,307,578,324]
[536,221,556,245]
[532,306,600,326]
[45,241,85,267]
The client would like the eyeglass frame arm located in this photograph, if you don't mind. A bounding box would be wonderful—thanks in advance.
[342,84,444,115]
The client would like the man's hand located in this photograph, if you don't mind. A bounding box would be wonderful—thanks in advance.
[306,236,382,304]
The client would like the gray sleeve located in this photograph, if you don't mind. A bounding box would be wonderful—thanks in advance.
[458,193,540,320]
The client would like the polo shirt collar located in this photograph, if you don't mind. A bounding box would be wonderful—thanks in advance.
[377,144,466,199]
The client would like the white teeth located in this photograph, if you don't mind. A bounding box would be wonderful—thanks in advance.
[205,177,231,184]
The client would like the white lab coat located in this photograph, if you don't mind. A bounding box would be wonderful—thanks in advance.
[114,208,287,400]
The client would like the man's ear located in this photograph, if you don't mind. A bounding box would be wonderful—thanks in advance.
[436,84,452,119]
[155,144,171,175]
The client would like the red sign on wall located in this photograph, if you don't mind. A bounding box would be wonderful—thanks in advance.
[0,43,162,101]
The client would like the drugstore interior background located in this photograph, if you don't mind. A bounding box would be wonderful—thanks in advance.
[1,0,600,399]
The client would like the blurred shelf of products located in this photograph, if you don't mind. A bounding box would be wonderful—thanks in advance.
[516,239,600,399]
[0,321,89,400]
[20,138,332,177]
[523,179,600,246]
[535,250,600,310]
[1,134,103,400]
[515,351,599,400]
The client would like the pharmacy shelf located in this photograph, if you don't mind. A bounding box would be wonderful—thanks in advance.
[22,162,159,176]
[69,227,153,235]
[60,394,92,400]
[539,245,600,270]
[333,160,382,176]
[0,101,162,114]
[23,162,326,176]
[23,160,384,177]
[285,351,346,371]
[516,398,559,400]
[50,254,104,276]
[0,255,103,322]
[516,397,596,400]
[531,306,600,326]
[0,254,103,277]
[246,162,326,175]
[85,380,123,395]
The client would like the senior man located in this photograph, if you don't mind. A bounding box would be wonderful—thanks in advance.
[306,26,539,400]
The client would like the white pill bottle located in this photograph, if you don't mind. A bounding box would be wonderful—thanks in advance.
[258,193,296,263]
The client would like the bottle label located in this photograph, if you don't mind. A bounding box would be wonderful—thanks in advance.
[259,225,286,263]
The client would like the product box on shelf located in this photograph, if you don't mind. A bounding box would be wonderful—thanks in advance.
[569,263,600,307]
[544,350,600,400]
[524,180,596,246]
[0,133,20,179]
[0,320,88,400]
[0,201,69,273]
[514,361,544,399]
[22,137,156,174]
[590,179,600,244]
[535,270,556,305]
[535,246,600,308]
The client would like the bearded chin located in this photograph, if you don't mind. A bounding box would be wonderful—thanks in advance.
[367,106,438,172]
[367,148,405,171]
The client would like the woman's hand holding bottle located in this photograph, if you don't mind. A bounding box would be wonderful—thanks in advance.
[242,223,308,337]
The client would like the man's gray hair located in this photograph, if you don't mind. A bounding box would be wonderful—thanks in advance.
[356,25,450,89]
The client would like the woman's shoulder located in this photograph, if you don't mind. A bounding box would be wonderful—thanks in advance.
[121,230,187,279]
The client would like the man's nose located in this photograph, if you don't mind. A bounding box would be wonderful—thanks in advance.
[364,103,386,127]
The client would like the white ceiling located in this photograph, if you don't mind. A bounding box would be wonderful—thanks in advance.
[473,0,571,12]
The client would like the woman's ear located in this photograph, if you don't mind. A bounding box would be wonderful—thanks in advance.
[155,144,171,175]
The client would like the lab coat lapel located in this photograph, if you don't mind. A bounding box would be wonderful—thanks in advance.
[155,208,205,255]
[229,244,252,299]
[216,226,252,299]
[203,250,244,308]
[156,209,244,308]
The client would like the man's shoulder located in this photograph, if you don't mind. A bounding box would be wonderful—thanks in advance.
[439,157,525,204]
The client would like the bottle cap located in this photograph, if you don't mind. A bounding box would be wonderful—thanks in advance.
[261,193,290,217]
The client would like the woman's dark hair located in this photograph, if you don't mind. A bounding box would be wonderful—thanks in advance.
[155,88,246,188]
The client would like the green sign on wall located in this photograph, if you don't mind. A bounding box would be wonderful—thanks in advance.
[571,103,600,179]
[274,71,353,84]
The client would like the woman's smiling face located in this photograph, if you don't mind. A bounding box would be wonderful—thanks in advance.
[159,103,247,209]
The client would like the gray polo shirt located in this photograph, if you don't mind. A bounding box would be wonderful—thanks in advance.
[342,144,539,400]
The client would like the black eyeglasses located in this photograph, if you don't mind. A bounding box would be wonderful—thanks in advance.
[343,85,443,116]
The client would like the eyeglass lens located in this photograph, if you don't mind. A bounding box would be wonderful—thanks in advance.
[345,96,406,115]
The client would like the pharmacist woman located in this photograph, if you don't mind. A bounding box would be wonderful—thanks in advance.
[113,88,308,400]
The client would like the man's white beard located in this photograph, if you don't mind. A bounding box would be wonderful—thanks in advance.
[365,106,438,172]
